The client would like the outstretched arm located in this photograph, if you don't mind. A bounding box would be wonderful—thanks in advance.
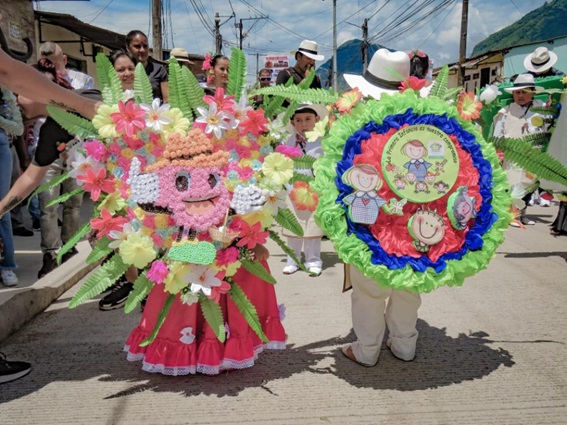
[0,49,100,119]
[0,164,49,218]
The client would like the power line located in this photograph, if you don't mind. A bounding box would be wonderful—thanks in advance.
[88,0,115,24]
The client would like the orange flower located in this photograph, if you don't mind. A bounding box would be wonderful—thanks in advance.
[457,92,482,121]
[335,88,363,113]
[290,181,318,212]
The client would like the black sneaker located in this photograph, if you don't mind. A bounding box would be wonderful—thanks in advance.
[32,219,40,231]
[38,253,58,279]
[0,353,31,384]
[12,227,34,237]
[99,280,134,311]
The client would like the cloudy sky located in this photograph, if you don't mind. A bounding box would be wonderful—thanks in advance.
[35,0,548,76]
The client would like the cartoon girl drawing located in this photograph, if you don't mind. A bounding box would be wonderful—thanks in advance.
[341,164,389,225]
[402,139,432,184]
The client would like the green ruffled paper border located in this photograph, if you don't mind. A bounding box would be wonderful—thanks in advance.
[312,91,513,293]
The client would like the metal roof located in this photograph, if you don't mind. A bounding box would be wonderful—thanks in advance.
[35,11,126,51]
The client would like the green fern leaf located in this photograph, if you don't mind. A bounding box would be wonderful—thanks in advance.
[85,236,113,265]
[240,258,277,284]
[95,53,123,104]
[289,172,314,184]
[168,58,193,119]
[275,207,304,236]
[494,137,567,186]
[200,297,226,342]
[181,66,206,117]
[262,91,286,118]
[227,47,247,100]
[256,86,339,104]
[134,63,153,104]
[56,220,91,264]
[268,229,310,273]
[293,155,317,170]
[228,281,268,342]
[430,65,449,99]
[124,272,154,313]
[46,106,98,139]
[46,188,85,208]
[32,170,71,198]
[69,254,129,308]
[139,294,175,346]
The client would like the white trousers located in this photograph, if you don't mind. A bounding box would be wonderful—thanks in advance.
[349,265,421,365]
[286,237,322,268]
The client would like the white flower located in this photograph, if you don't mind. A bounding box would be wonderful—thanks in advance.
[108,222,134,249]
[179,326,196,344]
[480,84,502,105]
[121,89,135,103]
[68,150,105,183]
[196,102,231,138]
[186,265,222,297]
[267,113,287,139]
[140,98,171,132]
[233,90,252,124]
[263,190,287,216]
[181,291,199,306]
[230,184,267,214]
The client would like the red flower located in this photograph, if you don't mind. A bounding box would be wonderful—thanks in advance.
[233,219,269,250]
[110,101,146,137]
[203,87,235,114]
[216,246,240,267]
[399,76,427,93]
[240,109,268,137]
[209,279,231,303]
[90,208,127,238]
[77,167,116,201]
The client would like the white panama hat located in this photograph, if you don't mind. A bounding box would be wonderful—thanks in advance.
[170,47,195,65]
[524,47,558,74]
[285,103,329,135]
[292,40,325,61]
[503,74,543,93]
[343,48,410,99]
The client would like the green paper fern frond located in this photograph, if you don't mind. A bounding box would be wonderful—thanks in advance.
[139,294,175,346]
[227,47,247,100]
[85,236,113,265]
[228,281,268,342]
[95,52,123,104]
[69,254,129,308]
[46,188,85,208]
[293,154,317,169]
[274,207,304,237]
[56,220,91,264]
[240,259,277,284]
[255,86,339,104]
[181,66,206,116]
[124,273,154,313]
[200,297,226,342]
[168,58,192,119]
[268,229,310,273]
[430,65,449,99]
[32,169,71,198]
[46,106,98,139]
[289,172,313,184]
[134,63,153,104]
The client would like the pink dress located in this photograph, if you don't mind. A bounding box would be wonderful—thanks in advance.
[124,260,286,376]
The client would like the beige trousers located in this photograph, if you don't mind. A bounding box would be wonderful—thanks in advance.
[349,265,421,365]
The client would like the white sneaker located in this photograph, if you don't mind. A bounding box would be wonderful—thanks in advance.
[1,270,18,287]
[282,264,298,275]
[540,198,551,207]
[308,266,322,276]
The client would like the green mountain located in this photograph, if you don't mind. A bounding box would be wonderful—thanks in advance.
[472,0,567,57]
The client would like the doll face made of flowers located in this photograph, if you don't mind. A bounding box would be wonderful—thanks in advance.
[154,165,230,232]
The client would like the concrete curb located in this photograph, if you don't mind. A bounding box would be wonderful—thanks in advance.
[0,241,95,343]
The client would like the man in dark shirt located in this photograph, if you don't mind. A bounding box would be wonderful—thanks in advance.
[275,40,324,89]
[524,46,564,78]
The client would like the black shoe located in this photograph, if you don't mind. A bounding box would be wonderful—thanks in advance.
[57,219,63,227]
[32,219,40,231]
[0,352,31,384]
[38,253,58,279]
[61,247,78,263]
[99,280,134,311]
[12,227,34,237]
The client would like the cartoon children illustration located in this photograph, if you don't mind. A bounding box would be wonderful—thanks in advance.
[342,164,405,224]
[448,186,477,230]
[433,180,450,194]
[402,139,432,184]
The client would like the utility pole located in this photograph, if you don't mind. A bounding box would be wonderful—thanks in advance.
[236,17,267,51]
[458,0,469,87]
[332,0,338,91]
[237,19,243,50]
[214,12,222,55]
[152,0,162,60]
[361,18,368,74]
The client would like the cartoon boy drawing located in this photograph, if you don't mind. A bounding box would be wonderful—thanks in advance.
[402,140,432,183]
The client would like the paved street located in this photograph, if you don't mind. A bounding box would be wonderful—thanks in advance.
[0,204,566,424]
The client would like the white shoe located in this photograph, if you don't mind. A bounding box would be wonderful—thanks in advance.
[1,270,18,287]
[308,266,322,276]
[283,264,298,275]
[540,199,551,207]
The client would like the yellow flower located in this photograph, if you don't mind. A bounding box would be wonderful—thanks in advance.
[305,116,329,142]
[262,152,294,186]
[238,136,251,147]
[164,261,191,294]
[119,232,156,268]
[239,158,252,168]
[257,135,271,146]
[225,129,239,139]
[121,148,135,160]
[531,115,544,127]
[216,259,241,277]
[154,214,170,228]
[241,209,272,228]
[92,104,119,138]
[97,190,127,214]
[133,207,146,221]
[162,108,190,136]
[250,150,260,159]
[145,143,155,154]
